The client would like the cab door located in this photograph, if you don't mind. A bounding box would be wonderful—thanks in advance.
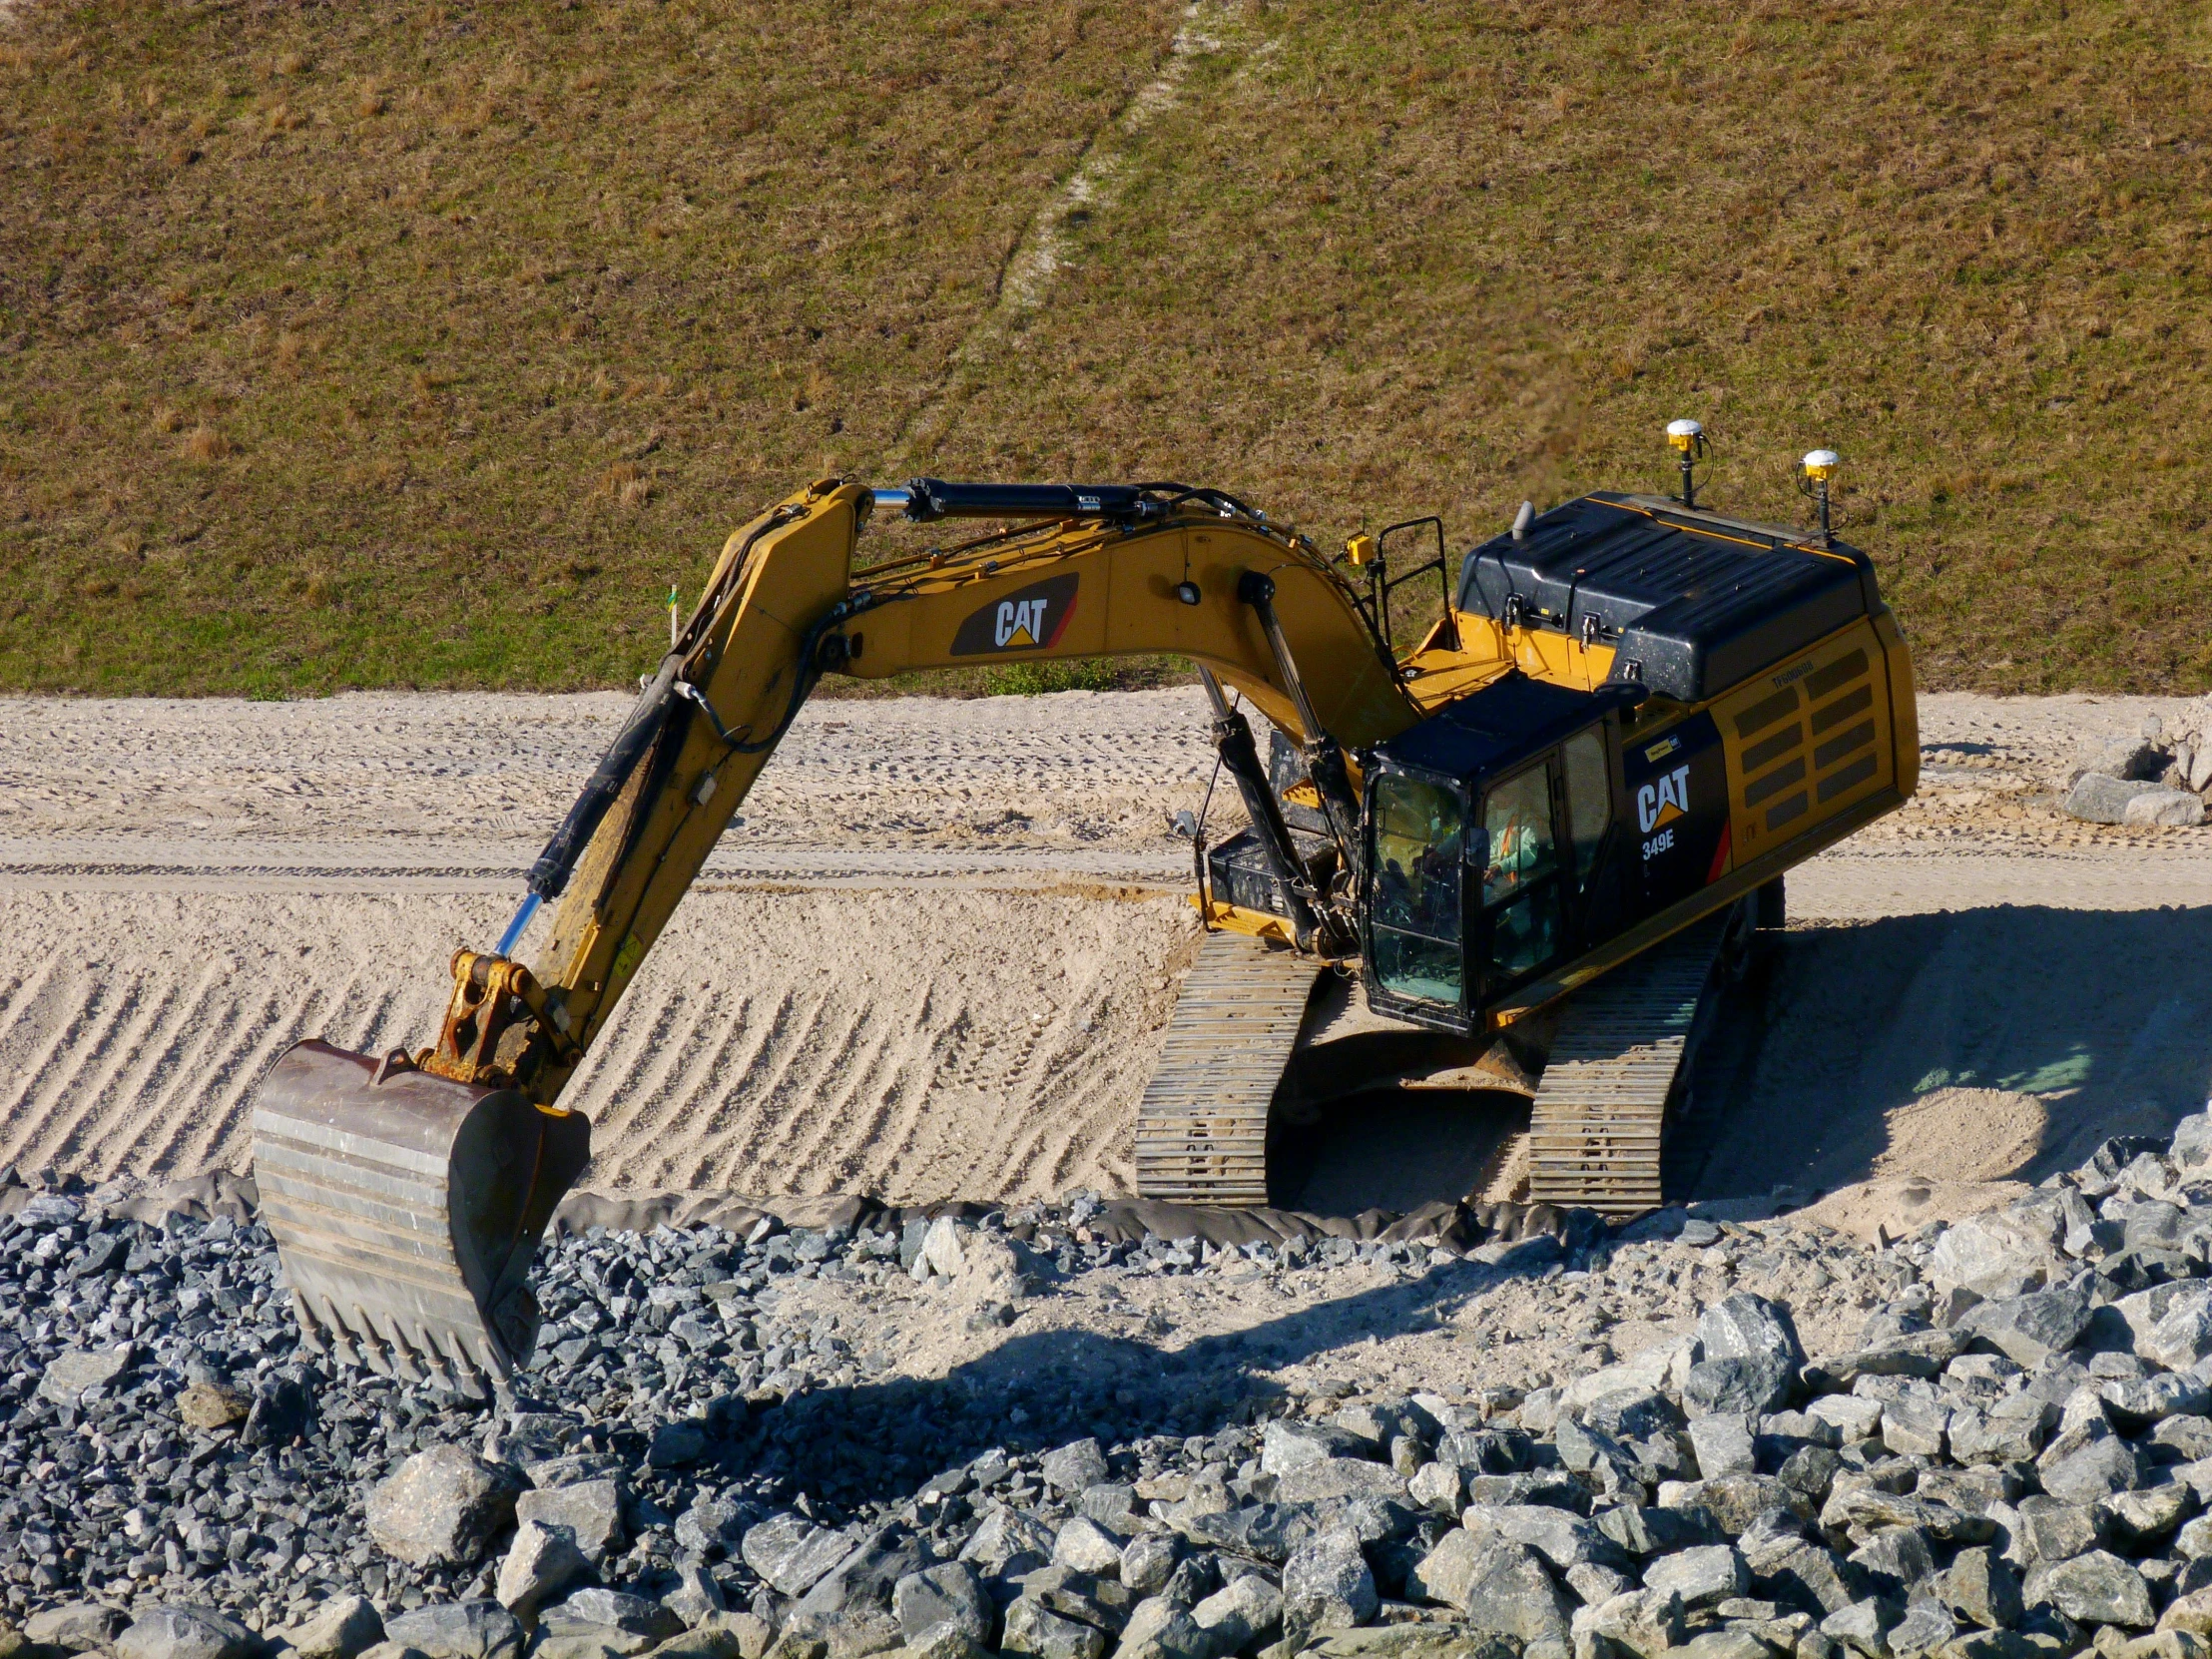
[1473,718,1619,1001]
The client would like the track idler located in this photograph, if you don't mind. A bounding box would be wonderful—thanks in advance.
[251,1040,590,1393]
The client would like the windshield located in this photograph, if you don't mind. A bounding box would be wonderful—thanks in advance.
[1370,773,1465,1005]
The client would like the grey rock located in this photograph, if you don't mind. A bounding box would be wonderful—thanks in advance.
[1819,1487,1990,1548]
[1565,1563,1634,1606]
[2063,773,2169,825]
[1598,1504,1723,1559]
[1053,1517,1127,1577]
[675,1493,754,1558]
[27,1606,130,1652]
[1079,1483,1141,1532]
[2126,788,2205,827]
[648,1420,708,1467]
[1002,1598,1108,1659]
[517,1479,626,1566]
[2012,1497,2103,1564]
[1928,1204,2064,1295]
[2101,1479,2194,1547]
[1282,1537,1380,1641]
[2144,1303,2212,1371]
[1189,1571,1282,1653]
[1408,1533,1572,1646]
[661,1561,727,1629]
[1690,1414,1759,1480]
[1018,1564,1135,1635]
[1807,1396,1886,1442]
[1461,1503,1625,1571]
[2027,1549,2154,1629]
[1672,1474,1810,1536]
[957,1506,1056,1579]
[1941,1547,2023,1631]
[1113,1603,1209,1659]
[1701,1295,1807,1369]
[1882,1601,1954,1659]
[551,1591,684,1641]
[1749,1542,1866,1618]
[2099,1372,2211,1429]
[2175,1112,2212,1176]
[365,1446,523,1568]
[2180,1513,2212,1559]
[495,1520,590,1618]
[1846,1527,1936,1598]
[893,1563,993,1648]
[117,1606,261,1659]
[1043,1438,1111,1493]
[2038,1427,2146,1505]
[277,1597,385,1659]
[1818,1597,1902,1659]
[37,1342,135,1404]
[1959,1283,2094,1368]
[381,1602,527,1659]
[1576,1588,1684,1659]
[795,1530,926,1621]
[1121,1535,1183,1597]
[1685,1353,1798,1418]
[1643,1544,1750,1608]
[1405,1461,1465,1514]
[743,1513,859,1598]
[1272,1458,1409,1505]
[1879,1397,1948,1459]
[1260,1420,1371,1475]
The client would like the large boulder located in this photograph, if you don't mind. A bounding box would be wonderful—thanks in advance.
[1282,1536,1380,1644]
[1699,1294,1806,1369]
[380,1601,527,1659]
[365,1446,523,1568]
[1642,1544,1749,1608]
[116,1608,260,1659]
[893,1563,994,1649]
[26,1607,129,1652]
[1407,1533,1571,1647]
[2027,1550,2155,1629]
[275,1597,384,1659]
[38,1343,136,1406]
[1682,1353,1798,1417]
[1189,1573,1283,1654]
[495,1520,590,1618]
[1927,1202,2065,1296]
[743,1513,859,1597]
[1958,1281,2094,1368]
[516,1478,626,1565]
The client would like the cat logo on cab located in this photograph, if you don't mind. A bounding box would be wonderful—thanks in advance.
[1636,764,1692,857]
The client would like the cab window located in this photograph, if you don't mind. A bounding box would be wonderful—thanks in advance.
[1480,761,1562,987]
[1561,728,1610,884]
[1371,774,1465,1006]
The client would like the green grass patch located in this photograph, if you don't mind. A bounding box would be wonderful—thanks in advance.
[3,0,2211,694]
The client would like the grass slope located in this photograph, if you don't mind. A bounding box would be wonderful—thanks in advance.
[3,0,2210,694]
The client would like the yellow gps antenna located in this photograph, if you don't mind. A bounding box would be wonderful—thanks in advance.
[1666,419,1708,509]
[1798,449,1841,547]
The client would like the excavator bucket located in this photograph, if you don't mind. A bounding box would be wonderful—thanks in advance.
[250,1040,590,1392]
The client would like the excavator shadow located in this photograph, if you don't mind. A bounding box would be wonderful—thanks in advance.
[1673,902,2212,1203]
[723,1245,1565,1511]
[1268,1086,1532,1215]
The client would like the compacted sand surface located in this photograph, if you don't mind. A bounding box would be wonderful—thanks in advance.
[1,687,2209,1207]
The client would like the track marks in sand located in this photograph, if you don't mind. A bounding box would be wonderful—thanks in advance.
[0,887,1196,1202]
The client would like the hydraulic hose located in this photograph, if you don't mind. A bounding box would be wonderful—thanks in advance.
[524,654,683,902]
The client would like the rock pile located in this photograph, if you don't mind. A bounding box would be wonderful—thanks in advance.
[2058,710,2212,827]
[12,1112,2212,1659]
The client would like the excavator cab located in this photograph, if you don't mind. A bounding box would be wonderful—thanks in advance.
[1361,674,1644,1035]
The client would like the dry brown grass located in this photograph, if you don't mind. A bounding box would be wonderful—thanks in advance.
[1,0,2209,694]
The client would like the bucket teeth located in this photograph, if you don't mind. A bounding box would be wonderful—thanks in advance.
[250,1039,589,1385]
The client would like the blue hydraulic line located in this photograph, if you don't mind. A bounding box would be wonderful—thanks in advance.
[495,891,542,958]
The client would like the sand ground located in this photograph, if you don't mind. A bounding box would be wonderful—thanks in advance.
[2,687,2209,1208]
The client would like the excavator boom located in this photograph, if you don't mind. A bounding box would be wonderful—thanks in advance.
[252,476,1421,1384]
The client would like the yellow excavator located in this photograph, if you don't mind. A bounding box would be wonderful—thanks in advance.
[251,454,1917,1389]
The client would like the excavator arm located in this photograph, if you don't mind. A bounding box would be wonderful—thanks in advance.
[250,476,1423,1386]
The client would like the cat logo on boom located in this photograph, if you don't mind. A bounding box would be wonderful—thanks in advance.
[949,574,1080,655]
[1636,764,1693,857]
